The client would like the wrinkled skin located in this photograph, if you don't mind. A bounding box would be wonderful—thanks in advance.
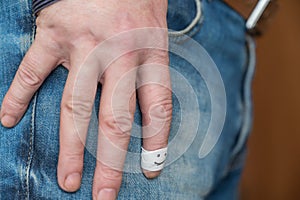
[0,0,172,199]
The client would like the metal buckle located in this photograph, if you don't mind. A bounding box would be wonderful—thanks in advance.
[246,0,279,36]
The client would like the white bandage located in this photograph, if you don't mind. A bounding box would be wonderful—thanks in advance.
[141,147,168,171]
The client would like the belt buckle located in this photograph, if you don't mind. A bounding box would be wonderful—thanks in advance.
[246,0,279,36]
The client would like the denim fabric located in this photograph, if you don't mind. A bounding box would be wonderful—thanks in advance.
[0,0,255,199]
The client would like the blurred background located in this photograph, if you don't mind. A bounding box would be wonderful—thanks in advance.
[240,0,300,199]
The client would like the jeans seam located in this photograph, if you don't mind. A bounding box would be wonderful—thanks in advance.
[231,35,256,156]
[24,5,36,199]
[25,94,37,200]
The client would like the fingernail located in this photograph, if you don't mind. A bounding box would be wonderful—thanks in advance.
[64,173,81,192]
[98,188,117,200]
[143,169,161,179]
[1,114,17,127]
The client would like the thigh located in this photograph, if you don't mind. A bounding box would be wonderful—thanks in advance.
[0,1,95,199]
[119,0,254,199]
[0,0,36,199]
[0,0,254,199]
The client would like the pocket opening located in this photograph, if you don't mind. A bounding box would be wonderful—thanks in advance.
[168,0,203,37]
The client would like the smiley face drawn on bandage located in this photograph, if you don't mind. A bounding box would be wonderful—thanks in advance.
[141,147,168,171]
[154,152,167,166]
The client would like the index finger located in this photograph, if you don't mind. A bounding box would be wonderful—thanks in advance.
[0,39,59,127]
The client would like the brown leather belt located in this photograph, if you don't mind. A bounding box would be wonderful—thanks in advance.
[222,0,279,36]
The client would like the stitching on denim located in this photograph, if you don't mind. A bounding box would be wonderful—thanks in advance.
[25,94,37,200]
[232,35,256,156]
[220,36,256,177]
[24,2,36,199]
[168,0,202,36]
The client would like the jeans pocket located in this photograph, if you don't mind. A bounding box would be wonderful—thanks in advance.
[231,35,256,158]
[168,0,204,39]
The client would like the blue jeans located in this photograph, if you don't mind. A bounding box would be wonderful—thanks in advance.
[0,0,255,199]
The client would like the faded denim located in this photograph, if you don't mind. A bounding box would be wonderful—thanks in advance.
[0,0,255,199]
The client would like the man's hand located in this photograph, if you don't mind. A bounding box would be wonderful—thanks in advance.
[0,0,171,199]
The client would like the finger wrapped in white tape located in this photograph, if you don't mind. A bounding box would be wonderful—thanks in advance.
[141,147,168,171]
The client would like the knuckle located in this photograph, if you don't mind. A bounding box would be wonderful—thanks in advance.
[58,151,84,174]
[4,93,27,112]
[61,98,92,120]
[61,99,73,114]
[142,88,173,117]
[149,100,173,122]
[100,164,122,182]
[115,16,136,32]
[101,112,133,135]
[63,150,84,163]
[17,62,43,88]
[146,49,169,64]
[110,21,138,50]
